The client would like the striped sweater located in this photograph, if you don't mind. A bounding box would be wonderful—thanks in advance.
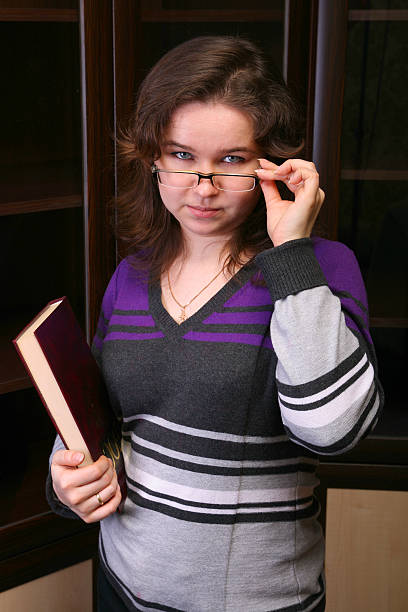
[48,237,383,611]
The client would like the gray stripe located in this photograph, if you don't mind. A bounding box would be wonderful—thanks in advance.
[283,385,379,450]
[272,285,359,386]
[127,433,316,469]
[123,413,287,444]
[126,452,319,492]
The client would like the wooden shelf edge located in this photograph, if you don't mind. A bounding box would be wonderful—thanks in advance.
[349,9,408,22]
[341,169,408,181]
[0,8,79,22]
[0,194,82,216]
[0,525,99,593]
[370,318,408,329]
[140,9,283,23]
[0,376,31,395]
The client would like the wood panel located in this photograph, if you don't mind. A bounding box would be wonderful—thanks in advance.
[0,560,93,612]
[312,0,349,239]
[80,0,116,342]
[325,489,408,612]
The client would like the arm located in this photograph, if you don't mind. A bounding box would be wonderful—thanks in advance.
[256,238,383,455]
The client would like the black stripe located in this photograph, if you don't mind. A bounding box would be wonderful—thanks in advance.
[108,324,158,333]
[100,311,109,325]
[222,304,274,312]
[279,359,370,411]
[129,490,319,524]
[128,477,313,510]
[113,308,150,315]
[124,435,317,476]
[277,346,365,398]
[124,420,303,461]
[94,326,105,340]
[333,289,368,314]
[195,323,270,334]
[286,387,378,455]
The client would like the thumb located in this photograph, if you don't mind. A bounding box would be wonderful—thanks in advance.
[258,178,282,205]
[52,449,85,467]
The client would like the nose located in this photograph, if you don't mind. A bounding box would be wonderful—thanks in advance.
[193,175,219,197]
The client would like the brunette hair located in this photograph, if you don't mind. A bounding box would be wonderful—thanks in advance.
[116,35,305,280]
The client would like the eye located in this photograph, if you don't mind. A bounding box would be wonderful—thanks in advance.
[172,151,193,160]
[223,155,245,164]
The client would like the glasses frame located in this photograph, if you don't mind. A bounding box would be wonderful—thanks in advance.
[151,165,260,193]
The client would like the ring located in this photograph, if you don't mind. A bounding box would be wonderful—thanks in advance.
[96,492,104,506]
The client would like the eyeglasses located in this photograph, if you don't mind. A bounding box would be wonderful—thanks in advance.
[151,165,259,193]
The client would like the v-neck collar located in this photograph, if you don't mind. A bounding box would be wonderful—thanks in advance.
[149,262,257,338]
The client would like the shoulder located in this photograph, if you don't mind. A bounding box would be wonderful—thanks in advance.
[311,236,361,276]
[311,236,367,302]
[311,236,356,265]
[101,256,150,318]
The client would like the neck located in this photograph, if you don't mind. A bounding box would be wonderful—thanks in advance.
[181,233,230,267]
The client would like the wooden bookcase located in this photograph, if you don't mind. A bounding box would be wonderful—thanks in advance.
[0,0,116,592]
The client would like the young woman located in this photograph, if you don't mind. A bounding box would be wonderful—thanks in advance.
[47,36,383,611]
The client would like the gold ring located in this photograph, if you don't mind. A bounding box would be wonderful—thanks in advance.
[96,492,104,506]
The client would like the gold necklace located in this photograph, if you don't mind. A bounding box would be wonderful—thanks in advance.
[167,266,226,324]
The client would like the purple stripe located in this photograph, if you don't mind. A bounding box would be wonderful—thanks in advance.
[105,331,165,341]
[93,335,103,350]
[262,336,273,350]
[183,331,273,348]
[340,295,369,327]
[223,280,272,308]
[203,311,272,325]
[345,315,373,345]
[116,291,149,311]
[110,314,156,327]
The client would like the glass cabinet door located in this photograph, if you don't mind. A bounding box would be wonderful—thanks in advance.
[338,1,408,437]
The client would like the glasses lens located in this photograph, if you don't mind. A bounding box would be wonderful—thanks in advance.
[157,171,197,189]
[213,175,256,192]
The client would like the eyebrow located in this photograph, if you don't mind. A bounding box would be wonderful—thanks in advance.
[162,140,258,155]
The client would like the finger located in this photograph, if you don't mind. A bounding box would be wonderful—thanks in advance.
[257,159,318,195]
[52,449,85,468]
[82,485,122,524]
[65,463,117,508]
[75,469,118,511]
[54,455,113,491]
[271,159,316,176]
[90,476,119,512]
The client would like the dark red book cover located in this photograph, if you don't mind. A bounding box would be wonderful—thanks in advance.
[14,297,126,511]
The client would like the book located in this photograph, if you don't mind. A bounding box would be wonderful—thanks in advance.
[13,297,126,512]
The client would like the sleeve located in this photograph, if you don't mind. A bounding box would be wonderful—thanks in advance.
[45,435,81,519]
[91,257,130,366]
[255,237,384,456]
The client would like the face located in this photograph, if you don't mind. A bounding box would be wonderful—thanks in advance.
[154,102,263,243]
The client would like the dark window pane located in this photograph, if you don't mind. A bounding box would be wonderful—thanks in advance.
[341,20,408,171]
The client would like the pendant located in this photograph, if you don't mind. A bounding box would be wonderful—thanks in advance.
[178,308,187,324]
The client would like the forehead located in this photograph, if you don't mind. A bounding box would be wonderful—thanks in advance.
[163,102,257,150]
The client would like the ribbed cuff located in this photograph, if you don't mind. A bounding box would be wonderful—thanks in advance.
[255,238,328,302]
[45,471,80,520]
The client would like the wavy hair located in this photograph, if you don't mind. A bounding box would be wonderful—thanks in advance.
[116,35,305,280]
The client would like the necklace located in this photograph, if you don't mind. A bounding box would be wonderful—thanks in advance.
[167,266,226,324]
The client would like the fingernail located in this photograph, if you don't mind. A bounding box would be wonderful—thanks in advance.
[73,452,84,463]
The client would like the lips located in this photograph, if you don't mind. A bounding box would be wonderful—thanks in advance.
[188,206,220,218]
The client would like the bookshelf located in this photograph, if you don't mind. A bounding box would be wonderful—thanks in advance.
[0,0,115,592]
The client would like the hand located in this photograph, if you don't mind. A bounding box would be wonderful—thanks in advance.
[255,158,325,247]
[51,450,122,523]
